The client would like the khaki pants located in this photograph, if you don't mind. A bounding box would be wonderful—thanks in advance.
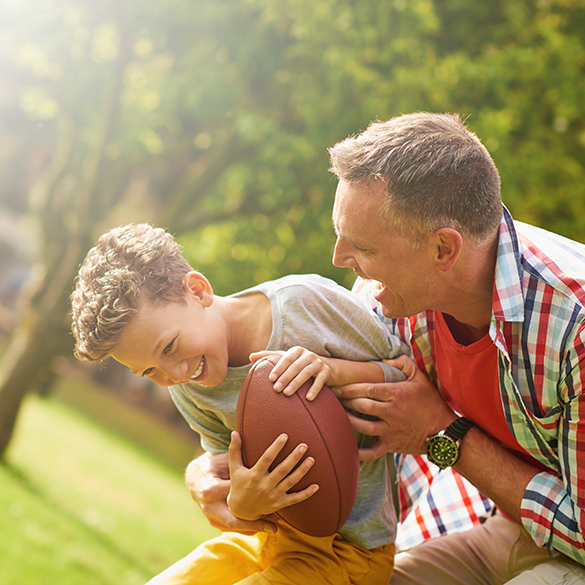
[390,509,585,585]
[147,520,395,585]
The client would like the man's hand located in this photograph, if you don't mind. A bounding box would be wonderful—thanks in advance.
[334,355,457,461]
[185,451,278,535]
[227,431,319,521]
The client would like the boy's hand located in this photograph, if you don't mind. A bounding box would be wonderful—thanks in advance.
[185,452,277,535]
[227,431,319,521]
[250,347,332,401]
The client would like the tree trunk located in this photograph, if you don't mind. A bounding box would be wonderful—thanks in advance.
[0,292,73,458]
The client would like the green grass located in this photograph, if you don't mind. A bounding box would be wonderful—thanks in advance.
[1,393,220,585]
[51,372,201,470]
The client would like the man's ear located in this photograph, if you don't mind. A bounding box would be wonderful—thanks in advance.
[432,228,462,272]
[183,271,214,307]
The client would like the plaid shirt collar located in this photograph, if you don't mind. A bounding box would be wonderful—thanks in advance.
[492,206,525,324]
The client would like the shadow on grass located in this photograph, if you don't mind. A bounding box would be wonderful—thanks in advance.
[1,459,151,576]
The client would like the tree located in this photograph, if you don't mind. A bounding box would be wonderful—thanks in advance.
[0,0,295,456]
[0,0,584,457]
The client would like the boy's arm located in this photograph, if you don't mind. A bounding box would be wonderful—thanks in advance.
[251,346,386,401]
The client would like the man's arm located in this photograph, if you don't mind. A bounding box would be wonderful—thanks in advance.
[336,354,585,562]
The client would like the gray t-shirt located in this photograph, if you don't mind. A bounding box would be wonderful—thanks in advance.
[170,274,409,549]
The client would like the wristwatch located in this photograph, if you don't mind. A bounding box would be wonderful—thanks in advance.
[426,417,475,469]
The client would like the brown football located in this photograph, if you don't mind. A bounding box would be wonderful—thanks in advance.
[235,355,359,537]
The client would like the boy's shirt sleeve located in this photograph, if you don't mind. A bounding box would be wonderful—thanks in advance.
[273,274,411,365]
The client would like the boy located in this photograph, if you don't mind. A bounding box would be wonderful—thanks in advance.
[70,223,409,585]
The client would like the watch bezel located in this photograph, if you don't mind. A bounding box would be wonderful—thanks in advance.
[426,431,460,470]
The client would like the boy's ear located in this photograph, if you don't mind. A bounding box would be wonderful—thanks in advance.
[183,271,214,307]
[431,228,462,272]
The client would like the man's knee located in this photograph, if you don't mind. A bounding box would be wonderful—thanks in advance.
[506,560,585,585]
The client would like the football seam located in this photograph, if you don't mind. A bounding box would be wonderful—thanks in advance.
[296,392,344,532]
[237,374,251,468]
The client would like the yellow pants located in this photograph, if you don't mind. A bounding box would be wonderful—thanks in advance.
[147,521,395,585]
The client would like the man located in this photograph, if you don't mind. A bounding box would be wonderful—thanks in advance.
[329,112,585,584]
[186,112,585,584]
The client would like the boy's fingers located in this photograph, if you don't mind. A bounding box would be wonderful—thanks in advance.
[279,368,314,395]
[279,483,319,509]
[305,371,328,401]
[228,431,244,469]
[269,442,310,483]
[277,455,315,492]
[268,347,304,382]
[253,433,289,474]
[250,350,283,364]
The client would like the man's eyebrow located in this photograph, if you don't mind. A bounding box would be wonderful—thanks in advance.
[335,228,371,251]
[332,214,374,252]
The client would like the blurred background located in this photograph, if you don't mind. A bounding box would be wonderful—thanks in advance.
[0,0,584,583]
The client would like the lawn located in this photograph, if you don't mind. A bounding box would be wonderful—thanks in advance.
[0,393,220,585]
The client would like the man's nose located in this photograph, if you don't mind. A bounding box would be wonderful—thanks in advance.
[332,238,354,268]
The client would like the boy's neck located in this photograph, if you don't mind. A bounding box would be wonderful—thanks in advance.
[218,291,273,367]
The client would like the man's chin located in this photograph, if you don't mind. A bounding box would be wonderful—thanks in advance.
[379,304,399,319]
[373,285,402,319]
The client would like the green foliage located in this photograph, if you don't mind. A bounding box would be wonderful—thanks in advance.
[1,394,219,584]
[1,0,584,292]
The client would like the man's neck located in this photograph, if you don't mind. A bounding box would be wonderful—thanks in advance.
[442,313,490,345]
[438,232,499,343]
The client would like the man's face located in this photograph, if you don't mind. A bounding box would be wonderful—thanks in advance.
[332,178,434,319]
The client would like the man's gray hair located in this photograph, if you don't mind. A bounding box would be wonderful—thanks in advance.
[328,112,502,244]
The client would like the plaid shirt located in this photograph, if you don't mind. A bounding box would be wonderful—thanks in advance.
[354,207,585,563]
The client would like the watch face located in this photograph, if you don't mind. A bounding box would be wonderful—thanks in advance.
[426,435,459,469]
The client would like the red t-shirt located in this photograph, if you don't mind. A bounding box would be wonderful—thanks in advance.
[434,311,549,474]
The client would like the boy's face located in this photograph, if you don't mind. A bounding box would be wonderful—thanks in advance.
[111,273,229,388]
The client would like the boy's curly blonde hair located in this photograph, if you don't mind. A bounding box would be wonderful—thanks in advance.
[70,224,193,362]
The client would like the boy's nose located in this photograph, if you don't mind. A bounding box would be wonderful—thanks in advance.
[167,361,189,385]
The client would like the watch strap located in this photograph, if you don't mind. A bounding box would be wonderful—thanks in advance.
[444,417,475,442]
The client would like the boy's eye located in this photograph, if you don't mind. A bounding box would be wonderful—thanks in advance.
[163,340,174,355]
[142,367,154,377]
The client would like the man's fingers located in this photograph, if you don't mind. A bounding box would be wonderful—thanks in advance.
[358,443,388,462]
[342,395,392,418]
[346,411,388,436]
[210,503,278,534]
[383,354,418,379]
[333,381,397,401]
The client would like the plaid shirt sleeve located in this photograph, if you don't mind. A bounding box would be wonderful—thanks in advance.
[520,321,585,562]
